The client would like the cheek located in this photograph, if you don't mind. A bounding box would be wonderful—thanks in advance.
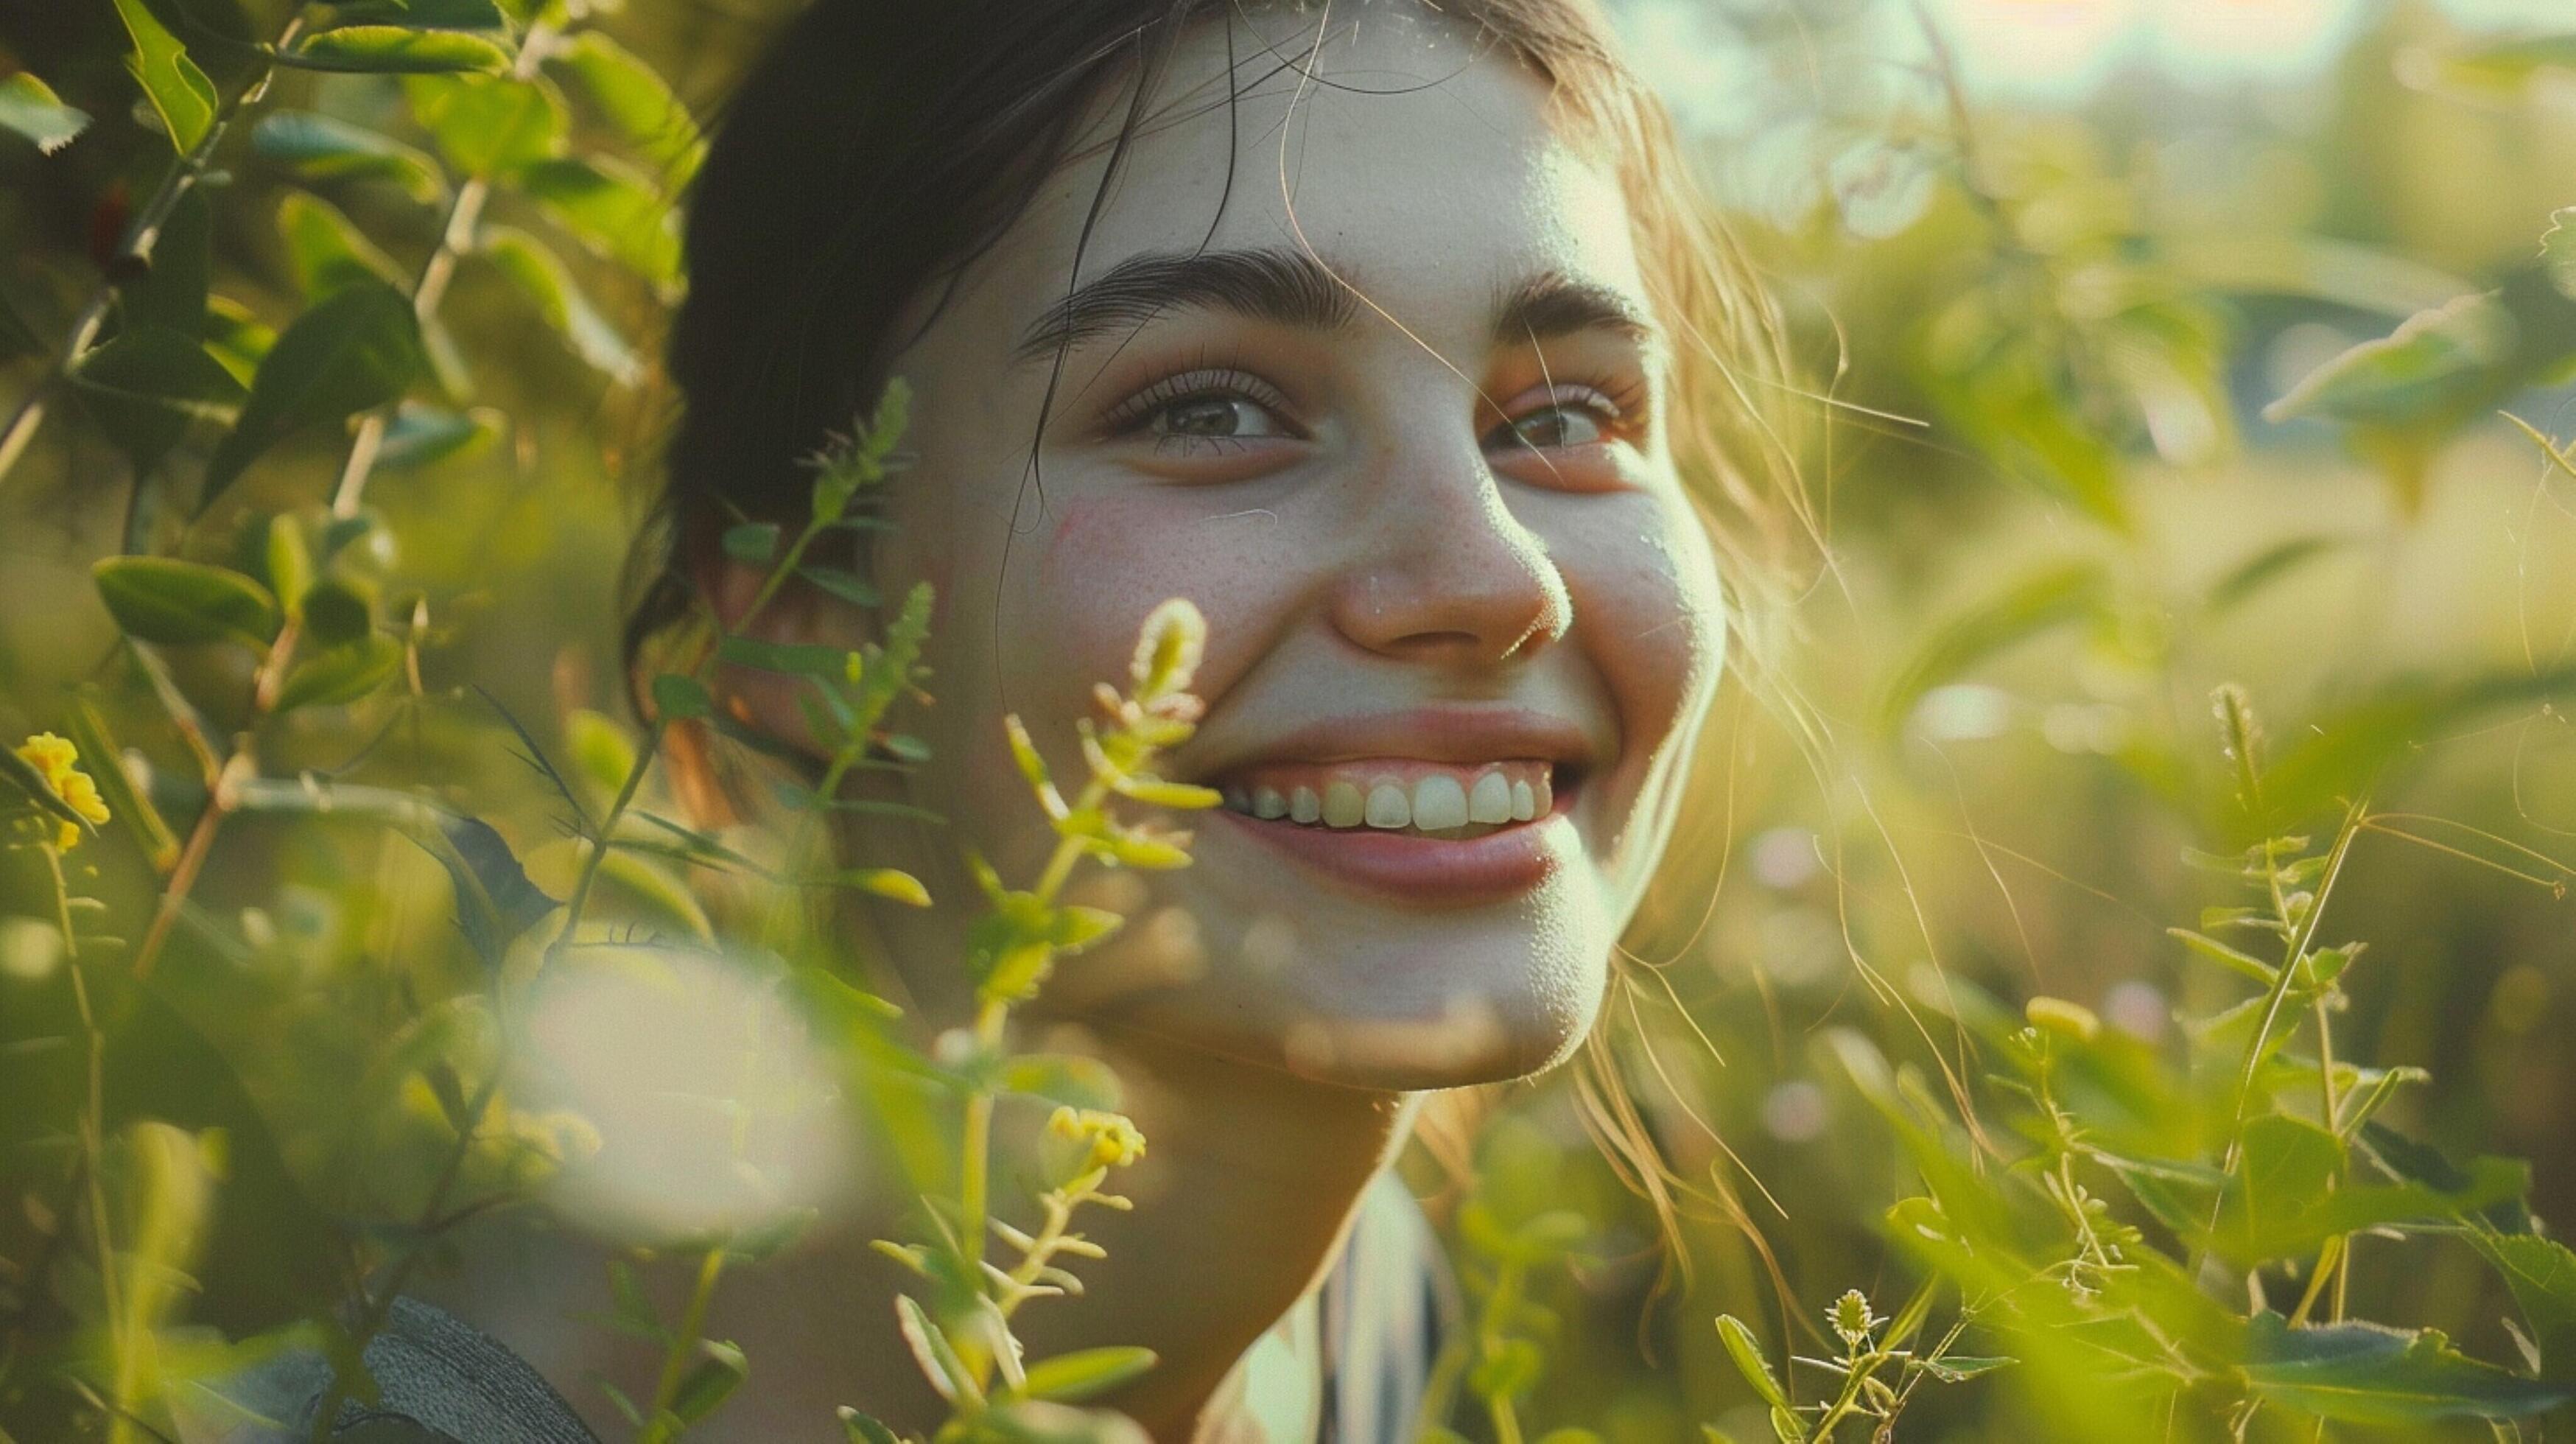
[1011,489,1304,701]
[1559,492,1727,741]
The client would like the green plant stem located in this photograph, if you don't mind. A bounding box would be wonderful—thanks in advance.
[330,18,556,519]
[303,1064,505,1443]
[956,768,1112,1311]
[2219,798,2369,1168]
[541,715,667,978]
[641,1244,729,1439]
[40,844,127,1434]
[1809,1357,1877,1440]
[130,615,302,984]
[0,13,309,494]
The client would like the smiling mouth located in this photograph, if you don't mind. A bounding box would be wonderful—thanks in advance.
[1215,759,1562,840]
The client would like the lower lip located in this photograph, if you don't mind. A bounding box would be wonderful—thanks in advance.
[1206,807,1571,904]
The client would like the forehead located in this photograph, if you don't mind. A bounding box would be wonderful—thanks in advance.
[951,7,1647,346]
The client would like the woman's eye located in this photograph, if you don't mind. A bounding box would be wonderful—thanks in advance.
[1490,391,1620,452]
[1501,404,1607,450]
[1158,395,1285,441]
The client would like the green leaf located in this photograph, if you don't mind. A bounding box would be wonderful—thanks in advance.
[322,0,508,26]
[720,522,778,564]
[300,578,376,647]
[2166,927,2278,985]
[1716,1315,1790,1409]
[203,280,424,503]
[1917,1354,2014,1383]
[650,673,712,721]
[477,225,640,382]
[407,810,555,970]
[837,1409,900,1444]
[110,0,217,153]
[2239,1314,2569,1425]
[513,155,679,284]
[267,514,315,619]
[278,191,403,299]
[2261,293,2510,429]
[666,1339,745,1424]
[2212,1114,2343,1264]
[286,26,511,74]
[797,566,877,607]
[973,1400,1151,1444]
[0,74,91,155]
[2204,534,2353,615]
[402,74,564,176]
[377,402,501,470]
[66,325,244,476]
[274,633,401,711]
[582,851,706,944]
[893,1294,980,1408]
[546,30,701,177]
[1876,562,2110,737]
[202,294,275,385]
[65,693,179,872]
[93,555,279,647]
[1017,1346,1157,1403]
[2466,1233,2576,1383]
[250,111,446,204]
[831,868,930,907]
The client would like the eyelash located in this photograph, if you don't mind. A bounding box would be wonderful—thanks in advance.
[1102,366,1302,455]
[1098,364,1649,456]
[1490,374,1648,450]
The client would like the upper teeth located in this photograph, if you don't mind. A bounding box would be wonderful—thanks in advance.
[1218,763,1554,833]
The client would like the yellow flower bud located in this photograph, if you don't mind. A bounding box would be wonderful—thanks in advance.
[15,733,111,851]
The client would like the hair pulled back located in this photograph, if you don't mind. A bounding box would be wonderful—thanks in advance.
[630,0,1801,674]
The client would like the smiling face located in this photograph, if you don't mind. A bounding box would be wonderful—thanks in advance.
[786,7,1727,1090]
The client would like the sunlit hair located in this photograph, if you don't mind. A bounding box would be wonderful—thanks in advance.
[631,0,1811,1298]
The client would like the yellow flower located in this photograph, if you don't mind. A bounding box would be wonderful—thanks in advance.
[15,732,111,851]
[1046,1106,1146,1171]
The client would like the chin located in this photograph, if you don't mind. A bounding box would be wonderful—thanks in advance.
[1075,902,1618,1093]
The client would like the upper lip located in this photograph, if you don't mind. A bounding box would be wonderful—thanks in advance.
[1182,707,1605,779]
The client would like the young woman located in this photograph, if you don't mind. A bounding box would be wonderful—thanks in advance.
[255,1,1793,1438]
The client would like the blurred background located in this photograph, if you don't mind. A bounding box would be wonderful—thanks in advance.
[2,0,2573,1439]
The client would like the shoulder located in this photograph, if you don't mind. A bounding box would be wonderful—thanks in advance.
[183,1297,600,1444]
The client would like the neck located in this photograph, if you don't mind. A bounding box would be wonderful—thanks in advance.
[1018,1026,1417,1438]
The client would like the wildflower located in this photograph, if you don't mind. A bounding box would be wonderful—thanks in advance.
[15,733,110,851]
[1830,1289,1878,1349]
[1047,1106,1145,1172]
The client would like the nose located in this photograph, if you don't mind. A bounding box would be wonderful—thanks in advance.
[1329,437,1571,667]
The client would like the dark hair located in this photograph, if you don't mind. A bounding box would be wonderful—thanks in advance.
[633,0,1808,1281]
[627,0,1804,676]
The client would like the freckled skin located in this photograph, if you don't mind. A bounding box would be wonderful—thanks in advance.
[674,13,1730,1434]
[755,7,1729,1090]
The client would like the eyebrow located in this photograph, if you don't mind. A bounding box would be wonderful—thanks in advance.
[1014,245,1661,361]
[1489,270,1660,349]
[1016,247,1357,360]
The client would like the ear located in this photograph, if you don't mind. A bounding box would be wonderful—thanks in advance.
[693,543,877,763]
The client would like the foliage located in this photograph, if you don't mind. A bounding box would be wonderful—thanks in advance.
[2,1,2575,1442]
